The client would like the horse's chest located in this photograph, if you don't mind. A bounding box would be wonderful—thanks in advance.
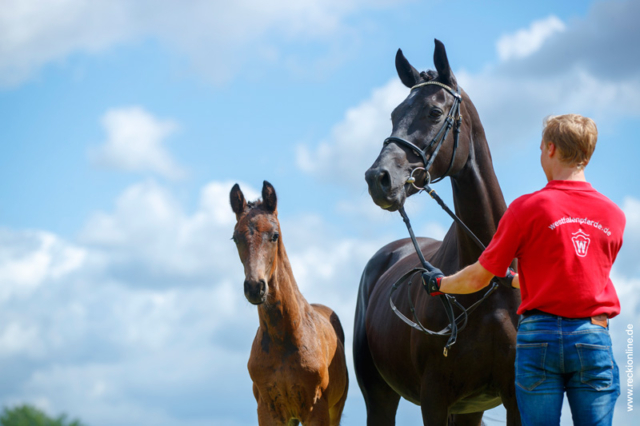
[249,344,326,420]
[260,380,320,421]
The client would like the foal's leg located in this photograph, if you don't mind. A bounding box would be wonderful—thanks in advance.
[329,382,348,426]
[303,398,331,426]
[257,401,283,426]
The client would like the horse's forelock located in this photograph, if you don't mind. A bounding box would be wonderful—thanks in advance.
[419,70,438,82]
[247,200,261,209]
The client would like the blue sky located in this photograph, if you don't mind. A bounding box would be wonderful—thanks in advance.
[0,0,639,425]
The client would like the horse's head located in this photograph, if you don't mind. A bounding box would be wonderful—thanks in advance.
[365,39,470,211]
[230,181,281,305]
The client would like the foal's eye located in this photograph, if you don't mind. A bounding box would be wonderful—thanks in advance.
[271,233,279,242]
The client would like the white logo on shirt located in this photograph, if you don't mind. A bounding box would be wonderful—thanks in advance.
[571,230,591,257]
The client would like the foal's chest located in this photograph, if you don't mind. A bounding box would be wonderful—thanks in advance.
[249,339,326,421]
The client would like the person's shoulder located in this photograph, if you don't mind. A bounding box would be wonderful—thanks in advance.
[590,187,626,225]
[508,187,551,212]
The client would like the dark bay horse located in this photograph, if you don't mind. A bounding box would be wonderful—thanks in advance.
[230,181,349,426]
[354,40,521,425]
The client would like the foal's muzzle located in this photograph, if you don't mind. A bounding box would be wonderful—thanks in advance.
[244,279,267,305]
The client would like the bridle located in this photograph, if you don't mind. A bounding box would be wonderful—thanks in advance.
[383,80,463,187]
[382,80,499,356]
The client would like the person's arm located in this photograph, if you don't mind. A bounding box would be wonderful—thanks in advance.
[511,274,520,289]
[439,261,494,294]
[425,262,519,295]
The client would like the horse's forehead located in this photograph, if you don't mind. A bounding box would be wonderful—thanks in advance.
[394,87,447,118]
[238,211,277,235]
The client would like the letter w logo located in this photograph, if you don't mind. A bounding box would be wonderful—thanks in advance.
[571,230,591,257]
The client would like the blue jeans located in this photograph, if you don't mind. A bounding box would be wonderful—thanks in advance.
[515,313,620,426]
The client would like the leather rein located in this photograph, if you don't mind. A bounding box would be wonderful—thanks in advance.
[384,80,499,357]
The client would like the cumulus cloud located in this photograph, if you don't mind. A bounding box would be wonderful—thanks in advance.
[80,179,258,284]
[0,228,86,302]
[614,196,640,278]
[296,79,406,187]
[0,0,405,87]
[0,178,388,425]
[496,15,565,62]
[89,107,185,179]
[298,1,640,188]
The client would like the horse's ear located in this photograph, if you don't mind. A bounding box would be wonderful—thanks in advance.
[262,181,277,213]
[395,49,421,88]
[230,183,247,220]
[433,39,457,88]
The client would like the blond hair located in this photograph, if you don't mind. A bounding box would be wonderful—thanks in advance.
[542,114,598,168]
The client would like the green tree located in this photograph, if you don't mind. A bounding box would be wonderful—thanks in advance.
[0,404,86,426]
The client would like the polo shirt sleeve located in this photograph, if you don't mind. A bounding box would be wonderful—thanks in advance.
[478,207,522,277]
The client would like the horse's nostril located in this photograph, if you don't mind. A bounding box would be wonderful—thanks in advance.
[379,170,391,190]
[259,280,266,296]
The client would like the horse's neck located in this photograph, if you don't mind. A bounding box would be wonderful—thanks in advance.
[257,241,309,345]
[449,117,507,267]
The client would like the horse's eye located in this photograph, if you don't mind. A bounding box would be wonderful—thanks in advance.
[430,109,443,118]
[231,235,237,243]
[271,233,279,242]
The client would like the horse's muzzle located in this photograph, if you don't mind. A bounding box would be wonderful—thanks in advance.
[365,166,406,211]
[244,279,267,305]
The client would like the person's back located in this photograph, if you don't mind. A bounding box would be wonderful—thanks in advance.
[502,180,625,318]
[430,113,626,425]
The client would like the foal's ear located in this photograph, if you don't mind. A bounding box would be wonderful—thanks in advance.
[230,183,247,220]
[433,39,457,88]
[262,181,277,213]
[395,49,421,88]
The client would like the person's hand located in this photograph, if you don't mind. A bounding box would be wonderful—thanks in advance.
[492,268,516,289]
[422,268,445,296]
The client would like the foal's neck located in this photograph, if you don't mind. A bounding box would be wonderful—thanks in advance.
[449,105,507,267]
[257,239,309,345]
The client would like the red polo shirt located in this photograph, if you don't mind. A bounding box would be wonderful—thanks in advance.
[479,180,625,318]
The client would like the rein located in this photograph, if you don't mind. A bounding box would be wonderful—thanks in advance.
[385,81,498,357]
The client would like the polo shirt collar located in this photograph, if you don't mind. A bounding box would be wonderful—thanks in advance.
[545,180,593,191]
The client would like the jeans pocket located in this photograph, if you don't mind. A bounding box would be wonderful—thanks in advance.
[516,343,548,391]
[576,343,614,390]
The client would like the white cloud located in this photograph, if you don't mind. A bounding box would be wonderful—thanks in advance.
[615,196,640,278]
[0,0,405,87]
[90,107,185,179]
[297,2,640,189]
[80,179,247,281]
[0,229,86,302]
[622,196,640,237]
[0,178,385,425]
[296,79,407,187]
[457,67,640,151]
[496,15,565,62]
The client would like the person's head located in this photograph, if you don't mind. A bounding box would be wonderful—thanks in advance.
[540,114,598,172]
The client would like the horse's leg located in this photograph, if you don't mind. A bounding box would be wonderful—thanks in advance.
[448,412,484,425]
[302,398,331,426]
[257,400,283,426]
[354,325,400,425]
[329,379,348,426]
[501,392,521,426]
[419,378,450,426]
[498,362,521,425]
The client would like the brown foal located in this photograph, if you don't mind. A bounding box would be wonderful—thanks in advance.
[230,181,348,426]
